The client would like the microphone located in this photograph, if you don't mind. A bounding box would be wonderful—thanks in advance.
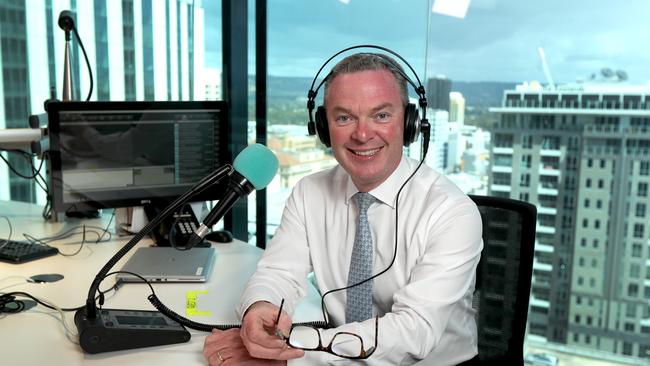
[58,10,75,32]
[185,144,278,248]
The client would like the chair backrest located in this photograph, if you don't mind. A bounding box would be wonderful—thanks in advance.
[468,195,537,366]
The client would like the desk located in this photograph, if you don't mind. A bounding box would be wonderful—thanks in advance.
[0,201,323,365]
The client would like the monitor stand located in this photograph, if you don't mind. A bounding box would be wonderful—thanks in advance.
[65,209,101,219]
[142,200,210,248]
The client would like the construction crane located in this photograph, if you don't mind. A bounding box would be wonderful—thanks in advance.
[537,47,556,91]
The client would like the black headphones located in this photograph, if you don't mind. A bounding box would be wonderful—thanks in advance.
[307,45,430,148]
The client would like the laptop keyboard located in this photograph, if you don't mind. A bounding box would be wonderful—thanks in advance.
[0,240,59,264]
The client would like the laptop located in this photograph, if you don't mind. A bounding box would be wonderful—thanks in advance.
[116,247,216,283]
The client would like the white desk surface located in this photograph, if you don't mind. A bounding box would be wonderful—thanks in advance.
[0,201,323,365]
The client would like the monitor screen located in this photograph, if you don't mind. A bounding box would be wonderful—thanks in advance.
[47,101,229,214]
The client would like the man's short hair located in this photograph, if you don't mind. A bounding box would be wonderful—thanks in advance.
[323,53,409,107]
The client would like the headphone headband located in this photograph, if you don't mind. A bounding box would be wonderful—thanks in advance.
[307,45,430,154]
[308,45,427,110]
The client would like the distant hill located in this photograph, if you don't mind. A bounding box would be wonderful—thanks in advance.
[249,76,518,125]
[451,81,518,108]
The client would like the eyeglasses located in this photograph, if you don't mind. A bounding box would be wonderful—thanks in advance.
[275,299,378,360]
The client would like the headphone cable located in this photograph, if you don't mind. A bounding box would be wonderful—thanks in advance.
[320,130,429,325]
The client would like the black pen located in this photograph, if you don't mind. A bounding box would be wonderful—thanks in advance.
[274,298,285,339]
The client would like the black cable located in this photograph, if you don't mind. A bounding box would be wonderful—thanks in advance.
[55,224,87,257]
[0,281,121,314]
[0,150,44,179]
[96,210,115,243]
[94,270,328,332]
[71,25,93,101]
[24,224,111,244]
[318,158,426,325]
[168,203,191,251]
[20,224,112,258]
[0,294,26,313]
[0,149,51,219]
[0,215,13,250]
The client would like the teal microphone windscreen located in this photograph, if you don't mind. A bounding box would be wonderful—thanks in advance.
[233,143,279,190]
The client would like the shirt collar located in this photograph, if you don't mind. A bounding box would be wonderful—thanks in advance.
[343,155,413,209]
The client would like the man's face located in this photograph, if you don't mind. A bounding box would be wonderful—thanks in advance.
[324,69,404,192]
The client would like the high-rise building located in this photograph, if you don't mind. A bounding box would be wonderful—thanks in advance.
[489,80,650,361]
[203,67,222,101]
[426,76,451,112]
[0,0,205,203]
[449,91,465,125]
[0,1,37,203]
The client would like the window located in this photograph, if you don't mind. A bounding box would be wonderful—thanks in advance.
[2,1,646,364]
[626,304,637,317]
[638,182,648,197]
[628,284,639,297]
[623,342,633,356]
[636,203,646,217]
[632,244,642,257]
[633,224,644,239]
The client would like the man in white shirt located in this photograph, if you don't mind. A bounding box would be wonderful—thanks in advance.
[203,52,483,365]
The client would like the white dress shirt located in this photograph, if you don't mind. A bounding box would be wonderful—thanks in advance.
[238,155,483,365]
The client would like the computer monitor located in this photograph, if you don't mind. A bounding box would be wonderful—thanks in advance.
[47,101,230,223]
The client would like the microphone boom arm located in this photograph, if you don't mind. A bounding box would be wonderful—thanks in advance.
[82,164,233,319]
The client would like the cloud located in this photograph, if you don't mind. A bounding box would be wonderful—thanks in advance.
[204,0,650,82]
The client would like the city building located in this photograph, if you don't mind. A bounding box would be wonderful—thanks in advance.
[489,79,650,361]
[203,67,221,101]
[0,0,205,203]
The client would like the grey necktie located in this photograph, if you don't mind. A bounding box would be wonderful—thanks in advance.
[346,192,376,323]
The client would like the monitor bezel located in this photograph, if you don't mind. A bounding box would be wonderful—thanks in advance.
[47,100,230,213]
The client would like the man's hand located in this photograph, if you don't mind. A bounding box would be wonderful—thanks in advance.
[203,328,286,366]
[240,301,305,360]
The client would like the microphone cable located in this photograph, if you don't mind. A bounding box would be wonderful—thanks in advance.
[92,271,328,333]
[71,25,93,101]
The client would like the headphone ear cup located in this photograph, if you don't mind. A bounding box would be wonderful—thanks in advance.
[315,106,331,147]
[403,103,420,146]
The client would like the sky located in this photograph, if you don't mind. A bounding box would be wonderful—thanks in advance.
[204,0,650,84]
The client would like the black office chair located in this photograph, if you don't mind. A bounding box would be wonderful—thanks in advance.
[468,195,537,366]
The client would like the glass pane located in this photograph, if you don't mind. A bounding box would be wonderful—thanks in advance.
[422,0,648,364]
[330,333,363,358]
[266,0,430,237]
[1,1,220,203]
[266,0,650,364]
[288,326,321,350]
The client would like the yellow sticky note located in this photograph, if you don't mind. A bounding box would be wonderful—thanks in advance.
[186,290,212,316]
